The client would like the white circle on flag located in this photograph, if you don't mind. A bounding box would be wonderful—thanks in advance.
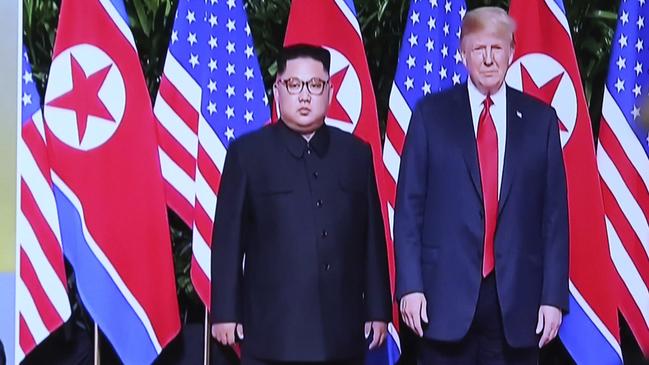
[44,44,125,151]
[324,47,362,133]
[506,53,577,148]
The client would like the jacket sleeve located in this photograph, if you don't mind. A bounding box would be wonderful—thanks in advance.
[394,101,428,299]
[211,141,247,323]
[540,109,570,311]
[363,144,392,322]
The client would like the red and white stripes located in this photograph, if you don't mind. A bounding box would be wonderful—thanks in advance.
[155,53,200,227]
[598,87,649,352]
[16,111,71,362]
[154,52,228,307]
[382,83,413,243]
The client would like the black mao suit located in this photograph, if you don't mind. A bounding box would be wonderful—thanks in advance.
[210,120,391,363]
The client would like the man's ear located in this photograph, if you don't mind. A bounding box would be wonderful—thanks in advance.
[273,82,281,112]
[460,44,467,66]
[328,83,334,106]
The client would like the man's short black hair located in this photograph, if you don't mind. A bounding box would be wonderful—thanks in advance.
[276,44,331,75]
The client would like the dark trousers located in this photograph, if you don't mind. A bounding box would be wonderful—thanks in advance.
[418,274,538,365]
[241,352,363,365]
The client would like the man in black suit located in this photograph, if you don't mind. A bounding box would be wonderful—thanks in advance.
[210,44,391,365]
[395,7,569,365]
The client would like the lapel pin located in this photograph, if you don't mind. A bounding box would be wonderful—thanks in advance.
[516,111,523,118]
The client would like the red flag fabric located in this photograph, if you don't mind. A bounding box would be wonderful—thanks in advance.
[508,1,622,363]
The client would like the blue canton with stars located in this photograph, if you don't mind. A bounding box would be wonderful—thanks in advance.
[394,0,467,110]
[168,0,269,148]
[22,46,42,126]
[608,0,649,156]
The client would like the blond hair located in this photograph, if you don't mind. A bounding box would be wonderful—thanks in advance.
[460,7,516,46]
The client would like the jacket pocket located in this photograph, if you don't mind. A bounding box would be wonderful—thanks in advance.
[338,170,366,193]
[251,177,294,195]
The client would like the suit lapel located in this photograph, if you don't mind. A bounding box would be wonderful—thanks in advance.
[499,87,520,215]
[454,86,482,200]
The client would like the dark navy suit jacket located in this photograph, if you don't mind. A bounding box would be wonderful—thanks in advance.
[394,83,569,348]
[211,121,391,361]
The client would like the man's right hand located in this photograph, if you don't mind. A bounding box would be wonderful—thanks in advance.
[400,292,428,337]
[211,322,244,346]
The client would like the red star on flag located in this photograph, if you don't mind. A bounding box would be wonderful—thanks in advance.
[327,65,353,124]
[47,55,115,144]
[520,64,569,132]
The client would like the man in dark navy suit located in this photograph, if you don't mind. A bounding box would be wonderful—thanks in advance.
[210,44,391,365]
[394,7,569,365]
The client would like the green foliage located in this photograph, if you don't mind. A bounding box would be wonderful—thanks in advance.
[566,0,618,135]
[23,0,60,96]
[355,0,410,129]
[246,0,291,89]
[124,0,177,97]
[23,0,619,323]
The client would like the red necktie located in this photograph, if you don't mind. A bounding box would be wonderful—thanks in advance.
[477,96,498,277]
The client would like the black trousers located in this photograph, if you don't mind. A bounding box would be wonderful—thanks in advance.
[418,274,538,365]
[241,352,363,365]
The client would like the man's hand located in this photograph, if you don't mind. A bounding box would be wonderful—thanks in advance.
[364,321,388,349]
[400,292,428,337]
[536,305,562,348]
[211,322,244,346]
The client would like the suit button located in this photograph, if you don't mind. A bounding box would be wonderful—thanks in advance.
[316,199,323,207]
[324,264,331,271]
[313,171,319,179]
[306,148,312,155]
[321,230,328,238]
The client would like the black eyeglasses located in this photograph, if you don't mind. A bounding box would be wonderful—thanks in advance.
[277,77,330,95]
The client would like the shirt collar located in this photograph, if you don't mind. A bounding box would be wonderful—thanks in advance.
[467,77,506,109]
[277,120,330,158]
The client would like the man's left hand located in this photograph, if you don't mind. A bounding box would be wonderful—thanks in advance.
[536,305,562,348]
[364,321,388,350]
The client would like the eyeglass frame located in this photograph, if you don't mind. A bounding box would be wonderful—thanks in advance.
[276,77,331,96]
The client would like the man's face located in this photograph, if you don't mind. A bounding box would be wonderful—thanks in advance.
[273,57,332,134]
[461,27,514,95]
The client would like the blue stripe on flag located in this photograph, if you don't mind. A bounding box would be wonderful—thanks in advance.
[365,329,400,365]
[342,0,357,16]
[559,294,622,365]
[551,0,566,15]
[108,0,130,26]
[53,185,158,365]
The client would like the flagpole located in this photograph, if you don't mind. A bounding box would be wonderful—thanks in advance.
[94,323,100,365]
[203,308,210,365]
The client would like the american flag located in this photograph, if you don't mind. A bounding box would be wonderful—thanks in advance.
[154,0,269,307]
[15,47,71,363]
[597,0,649,356]
[381,0,466,287]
